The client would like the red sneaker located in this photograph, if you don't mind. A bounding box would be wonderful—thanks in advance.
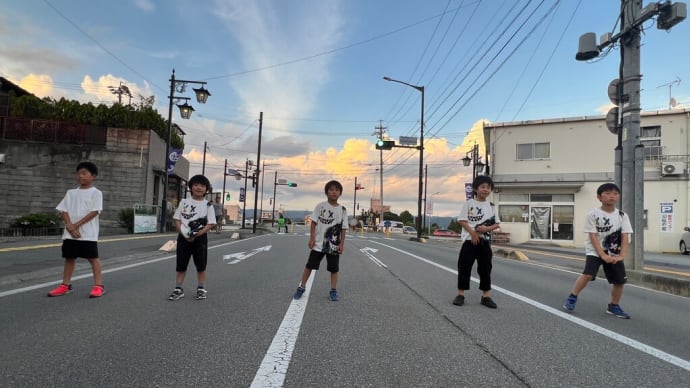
[89,285,105,298]
[47,284,73,297]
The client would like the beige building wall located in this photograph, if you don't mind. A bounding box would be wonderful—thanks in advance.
[485,109,690,252]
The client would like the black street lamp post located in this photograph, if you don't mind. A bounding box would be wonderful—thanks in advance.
[383,76,425,241]
[160,69,211,233]
[462,144,485,197]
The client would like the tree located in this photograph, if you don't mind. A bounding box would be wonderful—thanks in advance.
[448,218,462,233]
[399,210,414,226]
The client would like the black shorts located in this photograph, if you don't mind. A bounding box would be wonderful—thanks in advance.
[61,239,99,259]
[582,255,627,284]
[176,233,208,272]
[306,250,340,273]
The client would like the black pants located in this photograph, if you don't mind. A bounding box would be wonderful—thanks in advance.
[176,233,208,272]
[457,240,493,291]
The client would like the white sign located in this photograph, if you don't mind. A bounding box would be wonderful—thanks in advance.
[660,202,674,232]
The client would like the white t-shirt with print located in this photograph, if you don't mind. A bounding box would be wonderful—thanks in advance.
[173,198,217,237]
[584,207,633,257]
[458,198,499,242]
[56,186,103,241]
[310,201,347,254]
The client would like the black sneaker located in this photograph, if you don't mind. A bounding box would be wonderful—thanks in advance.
[168,287,184,301]
[195,287,207,300]
[329,289,339,301]
[480,296,497,309]
[293,286,305,300]
[452,295,465,306]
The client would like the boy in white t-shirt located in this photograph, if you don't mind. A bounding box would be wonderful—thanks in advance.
[453,175,501,308]
[48,161,105,298]
[293,180,347,302]
[168,175,216,301]
[563,183,633,319]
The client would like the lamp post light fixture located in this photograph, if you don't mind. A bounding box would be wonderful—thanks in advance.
[383,76,425,241]
[462,143,485,192]
[160,69,211,233]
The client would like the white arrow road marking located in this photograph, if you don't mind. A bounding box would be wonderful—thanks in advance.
[361,247,387,268]
[223,245,272,264]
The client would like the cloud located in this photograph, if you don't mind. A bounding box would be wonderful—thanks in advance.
[80,74,154,104]
[211,0,345,131]
[133,0,155,12]
[596,103,615,115]
[15,74,55,98]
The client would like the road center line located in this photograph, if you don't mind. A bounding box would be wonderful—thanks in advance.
[370,240,690,372]
[250,272,315,387]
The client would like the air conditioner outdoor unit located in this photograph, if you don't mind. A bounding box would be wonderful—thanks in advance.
[661,162,685,176]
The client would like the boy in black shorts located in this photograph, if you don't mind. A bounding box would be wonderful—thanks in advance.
[563,183,633,319]
[293,180,347,301]
[48,161,105,298]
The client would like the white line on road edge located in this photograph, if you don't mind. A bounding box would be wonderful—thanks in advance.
[372,241,690,373]
[0,239,243,298]
[250,272,315,388]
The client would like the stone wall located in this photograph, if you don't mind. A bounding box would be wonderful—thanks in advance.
[0,127,154,234]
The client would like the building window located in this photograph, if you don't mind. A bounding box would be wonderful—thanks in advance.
[641,125,661,159]
[516,142,550,160]
[498,205,529,223]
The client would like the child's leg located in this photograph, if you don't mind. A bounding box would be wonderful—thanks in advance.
[299,267,312,287]
[330,271,338,290]
[456,242,475,296]
[175,271,186,286]
[62,258,77,284]
[610,283,624,304]
[476,244,493,297]
[570,274,593,296]
[87,258,102,285]
[197,271,207,287]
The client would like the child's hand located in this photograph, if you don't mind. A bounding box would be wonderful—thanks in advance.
[308,238,316,249]
[469,231,480,245]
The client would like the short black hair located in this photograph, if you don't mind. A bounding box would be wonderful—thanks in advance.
[324,180,343,194]
[188,175,212,193]
[472,175,494,190]
[76,161,98,176]
[597,182,620,195]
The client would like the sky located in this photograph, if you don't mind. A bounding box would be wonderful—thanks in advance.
[2,0,689,219]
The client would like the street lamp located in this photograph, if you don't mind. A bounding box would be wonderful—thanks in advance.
[462,143,485,192]
[353,177,365,222]
[383,76,424,241]
[428,191,440,234]
[161,69,211,233]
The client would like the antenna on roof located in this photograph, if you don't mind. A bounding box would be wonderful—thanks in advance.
[657,77,681,110]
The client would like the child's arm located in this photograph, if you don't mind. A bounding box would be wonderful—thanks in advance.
[308,221,317,249]
[61,210,98,238]
[589,232,613,263]
[338,226,346,254]
[615,233,630,263]
[460,220,480,244]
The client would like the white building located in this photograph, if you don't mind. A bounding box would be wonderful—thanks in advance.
[484,108,690,252]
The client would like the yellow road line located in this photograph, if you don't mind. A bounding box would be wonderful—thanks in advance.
[0,234,175,253]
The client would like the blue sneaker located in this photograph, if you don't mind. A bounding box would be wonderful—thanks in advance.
[293,286,305,300]
[563,294,577,311]
[606,303,630,319]
[329,289,339,301]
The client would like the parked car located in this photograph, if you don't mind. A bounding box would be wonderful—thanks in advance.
[403,226,417,234]
[680,227,690,254]
[433,229,459,237]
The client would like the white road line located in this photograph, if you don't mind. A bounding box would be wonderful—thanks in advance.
[251,272,315,387]
[0,239,243,298]
[371,240,690,373]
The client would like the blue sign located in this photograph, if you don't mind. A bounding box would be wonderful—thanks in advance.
[239,187,245,202]
[465,183,473,200]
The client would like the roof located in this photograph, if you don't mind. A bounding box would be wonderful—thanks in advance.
[0,77,32,97]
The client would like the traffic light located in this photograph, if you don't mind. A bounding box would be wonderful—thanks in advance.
[225,192,231,201]
[376,139,395,150]
[288,182,297,187]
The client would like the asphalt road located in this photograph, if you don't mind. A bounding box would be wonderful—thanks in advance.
[1,227,689,387]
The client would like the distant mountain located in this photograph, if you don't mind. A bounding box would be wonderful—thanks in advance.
[244,209,457,228]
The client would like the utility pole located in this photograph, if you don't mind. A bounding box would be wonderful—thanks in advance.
[575,0,686,271]
[201,141,208,175]
[373,120,387,222]
[252,112,263,234]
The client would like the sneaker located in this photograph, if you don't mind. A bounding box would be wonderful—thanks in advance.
[89,285,105,298]
[195,287,207,300]
[480,296,498,309]
[47,284,73,297]
[606,303,630,319]
[563,294,577,311]
[293,286,305,300]
[452,295,465,306]
[168,287,184,301]
[329,289,339,301]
